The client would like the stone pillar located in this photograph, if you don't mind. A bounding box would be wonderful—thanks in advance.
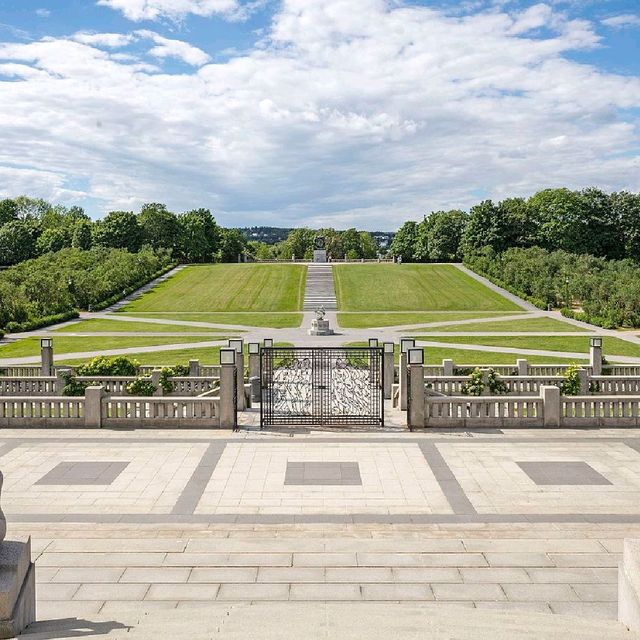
[399,352,408,411]
[219,361,237,429]
[189,359,200,377]
[619,539,640,632]
[236,352,246,411]
[84,385,104,428]
[442,359,454,377]
[540,385,560,428]
[383,343,394,400]
[480,368,490,396]
[151,369,163,397]
[0,472,36,638]
[54,368,72,395]
[578,368,589,395]
[590,343,603,376]
[248,345,260,380]
[408,363,425,430]
[517,359,529,376]
[40,342,53,377]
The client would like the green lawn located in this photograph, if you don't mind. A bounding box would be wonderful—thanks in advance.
[55,319,233,333]
[60,343,292,367]
[123,264,306,312]
[414,335,640,358]
[337,311,516,328]
[333,264,520,312]
[120,312,303,328]
[0,336,226,358]
[346,342,587,365]
[427,317,585,333]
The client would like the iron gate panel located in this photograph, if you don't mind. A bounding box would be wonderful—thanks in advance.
[260,347,384,427]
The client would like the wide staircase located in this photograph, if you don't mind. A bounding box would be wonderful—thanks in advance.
[303,264,337,311]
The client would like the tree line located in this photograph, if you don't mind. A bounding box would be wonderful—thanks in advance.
[0,197,247,266]
[390,188,640,263]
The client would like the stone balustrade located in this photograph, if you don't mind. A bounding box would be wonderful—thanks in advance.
[0,396,85,427]
[0,377,57,395]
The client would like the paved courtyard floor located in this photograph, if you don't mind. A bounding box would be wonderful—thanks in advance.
[6,427,640,637]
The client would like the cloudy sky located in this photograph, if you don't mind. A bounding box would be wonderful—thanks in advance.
[0,0,639,230]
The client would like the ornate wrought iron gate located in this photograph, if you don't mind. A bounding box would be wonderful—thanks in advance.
[260,347,384,427]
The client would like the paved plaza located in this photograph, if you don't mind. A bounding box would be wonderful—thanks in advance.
[4,427,640,637]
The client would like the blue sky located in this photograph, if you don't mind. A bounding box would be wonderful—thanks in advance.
[0,0,639,229]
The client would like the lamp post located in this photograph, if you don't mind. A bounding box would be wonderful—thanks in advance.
[565,276,570,308]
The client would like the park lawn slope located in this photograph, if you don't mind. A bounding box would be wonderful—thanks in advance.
[334,264,520,312]
[0,335,219,358]
[55,319,232,333]
[120,312,303,328]
[123,264,306,312]
[428,317,585,333]
[60,343,292,367]
[414,335,640,358]
[337,311,513,328]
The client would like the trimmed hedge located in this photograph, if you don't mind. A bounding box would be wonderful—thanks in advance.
[4,310,80,333]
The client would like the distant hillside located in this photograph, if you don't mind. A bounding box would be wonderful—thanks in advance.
[238,226,394,247]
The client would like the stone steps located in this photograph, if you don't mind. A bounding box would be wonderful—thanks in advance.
[21,602,637,639]
[303,264,337,310]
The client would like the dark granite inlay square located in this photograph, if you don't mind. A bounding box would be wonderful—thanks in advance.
[517,461,612,486]
[284,461,362,486]
[36,461,129,486]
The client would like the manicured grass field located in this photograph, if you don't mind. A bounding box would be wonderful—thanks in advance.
[123,264,306,312]
[55,319,232,333]
[428,317,585,333]
[121,312,303,328]
[415,335,640,358]
[346,342,587,365]
[0,336,225,358]
[60,343,292,367]
[333,264,520,312]
[337,311,512,329]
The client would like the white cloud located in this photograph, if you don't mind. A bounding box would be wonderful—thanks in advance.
[136,30,210,66]
[72,32,134,48]
[35,8,51,18]
[96,0,245,22]
[0,0,639,229]
[601,14,640,29]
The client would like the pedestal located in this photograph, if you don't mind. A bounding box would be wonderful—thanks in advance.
[313,250,327,263]
[0,537,36,639]
[308,318,334,336]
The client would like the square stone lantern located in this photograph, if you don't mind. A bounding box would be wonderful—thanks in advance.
[220,348,236,365]
[228,339,244,354]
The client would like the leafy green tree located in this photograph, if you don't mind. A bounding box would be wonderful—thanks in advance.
[92,211,142,252]
[139,203,180,252]
[218,228,247,262]
[282,228,315,261]
[359,231,378,259]
[612,191,640,261]
[427,210,468,261]
[36,227,70,254]
[177,209,221,262]
[72,220,93,250]
[0,219,41,265]
[390,221,418,261]
[13,196,52,220]
[461,200,508,255]
[0,199,18,226]
[497,198,538,248]
[341,228,362,259]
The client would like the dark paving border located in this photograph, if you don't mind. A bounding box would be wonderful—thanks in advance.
[172,443,226,516]
[418,443,476,515]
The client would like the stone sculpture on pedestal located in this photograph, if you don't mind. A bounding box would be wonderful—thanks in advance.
[308,306,334,336]
[0,471,36,638]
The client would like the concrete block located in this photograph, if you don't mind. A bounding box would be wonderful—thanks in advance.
[0,538,36,639]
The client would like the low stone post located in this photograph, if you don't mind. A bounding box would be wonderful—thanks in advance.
[408,351,425,430]
[84,385,104,428]
[480,368,490,396]
[383,342,394,399]
[399,338,415,412]
[442,359,454,377]
[40,338,53,377]
[590,337,603,376]
[54,368,71,395]
[151,369,163,397]
[189,359,200,377]
[517,359,528,376]
[540,385,560,428]
[578,368,589,395]
[0,472,35,638]
[248,343,260,380]
[219,349,237,429]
